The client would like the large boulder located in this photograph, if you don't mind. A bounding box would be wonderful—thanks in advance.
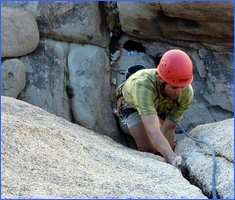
[175,118,234,199]
[2,2,109,48]
[68,44,118,139]
[117,2,233,51]
[2,59,26,98]
[1,7,39,57]
[18,38,72,122]
[2,96,207,199]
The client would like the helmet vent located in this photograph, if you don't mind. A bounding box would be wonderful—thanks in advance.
[178,78,189,82]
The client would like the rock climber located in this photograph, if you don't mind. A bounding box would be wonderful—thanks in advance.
[116,49,194,169]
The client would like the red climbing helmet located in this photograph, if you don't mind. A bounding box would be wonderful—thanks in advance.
[158,49,193,87]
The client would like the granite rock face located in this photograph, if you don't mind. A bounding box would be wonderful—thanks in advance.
[2,7,39,57]
[1,2,108,47]
[117,2,233,51]
[2,96,207,199]
[68,44,118,139]
[175,118,234,199]
[2,59,26,98]
[18,39,72,122]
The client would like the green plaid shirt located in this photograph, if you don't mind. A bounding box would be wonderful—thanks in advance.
[122,68,194,122]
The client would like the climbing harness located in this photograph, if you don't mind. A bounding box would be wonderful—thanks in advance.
[169,114,218,199]
[113,64,146,119]
[113,82,126,119]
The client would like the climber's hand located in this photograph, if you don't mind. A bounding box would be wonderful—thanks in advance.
[169,155,183,170]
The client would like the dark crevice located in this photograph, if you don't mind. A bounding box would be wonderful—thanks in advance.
[181,166,220,199]
[123,40,146,53]
[114,115,138,150]
[103,2,123,55]
[152,54,162,66]
[98,2,109,37]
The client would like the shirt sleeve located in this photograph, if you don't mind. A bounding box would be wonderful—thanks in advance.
[168,85,194,122]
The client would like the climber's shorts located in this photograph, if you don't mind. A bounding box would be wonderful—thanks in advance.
[126,111,142,128]
[124,109,168,129]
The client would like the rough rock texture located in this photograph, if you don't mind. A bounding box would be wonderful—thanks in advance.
[2,59,26,98]
[1,2,108,48]
[159,2,233,22]
[175,118,234,199]
[2,96,207,199]
[2,7,39,57]
[68,44,118,139]
[18,38,72,122]
[117,2,233,51]
[183,48,233,130]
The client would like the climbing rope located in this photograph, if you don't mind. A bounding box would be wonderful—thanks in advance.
[169,115,217,199]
